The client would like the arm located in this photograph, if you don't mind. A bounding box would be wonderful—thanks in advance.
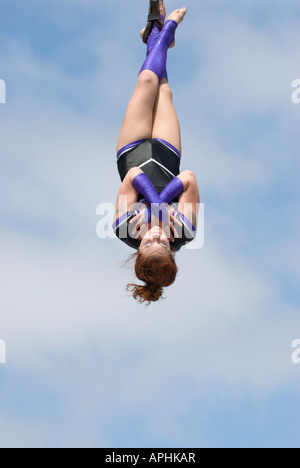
[176,170,200,229]
[158,177,184,204]
[132,172,169,223]
[114,167,143,223]
[132,172,161,205]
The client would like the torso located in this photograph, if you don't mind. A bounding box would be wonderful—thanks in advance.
[115,138,196,251]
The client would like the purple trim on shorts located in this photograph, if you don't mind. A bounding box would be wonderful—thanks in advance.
[154,138,181,158]
[113,212,133,231]
[117,138,181,160]
[117,140,147,160]
[180,213,196,233]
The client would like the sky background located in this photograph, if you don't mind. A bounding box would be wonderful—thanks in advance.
[0,0,299,448]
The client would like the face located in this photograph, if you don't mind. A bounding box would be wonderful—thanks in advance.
[140,226,171,253]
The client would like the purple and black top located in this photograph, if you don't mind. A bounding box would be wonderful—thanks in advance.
[114,138,196,252]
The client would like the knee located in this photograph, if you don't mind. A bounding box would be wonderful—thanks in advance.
[159,83,173,100]
[138,71,158,87]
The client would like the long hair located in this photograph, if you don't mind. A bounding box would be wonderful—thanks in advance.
[127,249,178,305]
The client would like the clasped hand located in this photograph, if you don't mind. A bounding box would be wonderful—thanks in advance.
[130,202,182,241]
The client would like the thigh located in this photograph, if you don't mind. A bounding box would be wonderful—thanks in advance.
[117,71,159,153]
[151,80,182,155]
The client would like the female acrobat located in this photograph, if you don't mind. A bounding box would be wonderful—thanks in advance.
[113,1,200,304]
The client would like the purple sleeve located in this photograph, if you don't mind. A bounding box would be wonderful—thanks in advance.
[133,173,161,205]
[133,173,169,224]
[159,177,184,204]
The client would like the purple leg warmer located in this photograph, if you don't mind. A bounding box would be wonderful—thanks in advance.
[146,15,168,81]
[139,20,177,82]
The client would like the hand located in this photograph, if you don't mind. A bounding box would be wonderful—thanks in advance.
[129,208,149,240]
[129,205,183,242]
[149,205,183,242]
[163,205,183,242]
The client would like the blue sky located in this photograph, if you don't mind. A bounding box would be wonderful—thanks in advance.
[0,0,299,448]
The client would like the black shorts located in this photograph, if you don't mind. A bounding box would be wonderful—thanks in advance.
[117,138,181,200]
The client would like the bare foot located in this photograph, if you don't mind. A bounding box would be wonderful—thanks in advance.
[140,2,180,49]
[167,7,187,25]
[159,0,166,20]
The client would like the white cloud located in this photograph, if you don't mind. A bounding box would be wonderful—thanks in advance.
[1,228,298,389]
[1,226,298,447]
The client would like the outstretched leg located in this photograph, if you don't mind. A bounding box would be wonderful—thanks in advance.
[152,78,182,155]
[117,7,186,153]
[151,8,187,155]
[117,71,160,153]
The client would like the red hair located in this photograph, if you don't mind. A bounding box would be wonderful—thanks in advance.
[127,249,178,305]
